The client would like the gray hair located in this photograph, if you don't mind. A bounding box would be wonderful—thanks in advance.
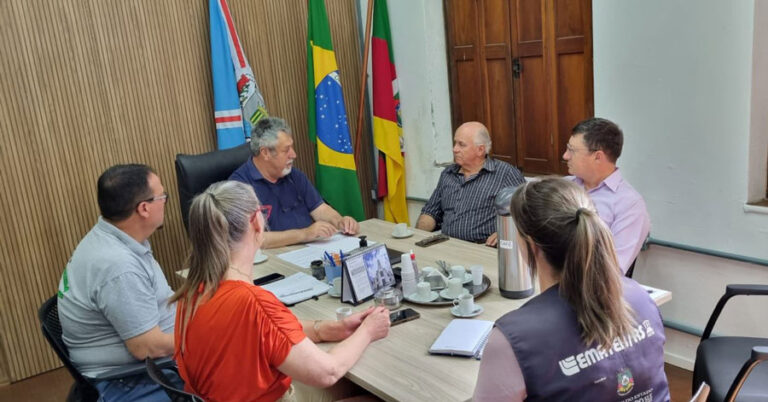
[473,126,492,155]
[249,117,292,156]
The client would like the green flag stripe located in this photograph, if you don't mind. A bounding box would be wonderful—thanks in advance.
[372,0,395,63]
[307,0,334,51]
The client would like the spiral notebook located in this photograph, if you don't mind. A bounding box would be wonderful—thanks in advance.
[428,319,494,359]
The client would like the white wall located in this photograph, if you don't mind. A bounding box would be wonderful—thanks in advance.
[365,0,768,369]
[594,0,767,259]
[358,0,454,206]
[594,0,768,369]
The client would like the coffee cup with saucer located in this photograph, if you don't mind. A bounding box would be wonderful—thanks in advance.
[451,293,484,318]
[439,277,469,299]
[253,249,268,264]
[450,265,472,284]
[391,223,413,239]
[406,281,438,303]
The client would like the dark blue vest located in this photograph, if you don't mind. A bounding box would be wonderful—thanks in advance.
[495,277,669,402]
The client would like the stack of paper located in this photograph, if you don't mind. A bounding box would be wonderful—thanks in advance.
[261,272,330,305]
[277,234,376,268]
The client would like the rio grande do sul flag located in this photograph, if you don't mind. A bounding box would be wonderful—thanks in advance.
[306,0,365,220]
[371,0,408,224]
[209,0,267,149]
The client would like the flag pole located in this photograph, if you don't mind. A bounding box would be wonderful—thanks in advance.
[354,0,375,168]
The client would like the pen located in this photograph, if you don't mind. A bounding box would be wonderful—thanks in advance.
[279,287,313,298]
[324,251,335,267]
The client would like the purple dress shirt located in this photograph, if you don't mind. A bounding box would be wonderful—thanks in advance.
[571,169,650,273]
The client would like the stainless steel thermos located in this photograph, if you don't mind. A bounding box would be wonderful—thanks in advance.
[495,186,534,299]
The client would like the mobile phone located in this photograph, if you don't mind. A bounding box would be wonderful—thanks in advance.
[389,308,420,326]
[253,273,285,287]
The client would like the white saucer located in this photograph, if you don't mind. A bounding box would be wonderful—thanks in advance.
[392,230,414,239]
[449,272,473,285]
[404,290,439,303]
[327,288,341,298]
[439,288,469,300]
[451,304,484,318]
[253,253,268,264]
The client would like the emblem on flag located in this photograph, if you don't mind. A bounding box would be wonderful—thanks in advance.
[209,0,268,149]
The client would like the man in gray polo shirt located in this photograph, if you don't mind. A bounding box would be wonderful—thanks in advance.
[417,122,524,245]
[58,164,181,401]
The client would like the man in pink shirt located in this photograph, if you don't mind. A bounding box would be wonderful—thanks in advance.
[563,117,650,274]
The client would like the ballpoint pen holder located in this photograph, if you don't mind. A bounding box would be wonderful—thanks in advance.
[323,259,342,284]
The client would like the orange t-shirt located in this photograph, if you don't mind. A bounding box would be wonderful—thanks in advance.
[174,280,306,402]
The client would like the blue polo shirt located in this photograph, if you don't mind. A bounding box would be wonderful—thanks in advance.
[229,159,324,231]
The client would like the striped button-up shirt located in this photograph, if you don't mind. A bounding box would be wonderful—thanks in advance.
[421,158,525,243]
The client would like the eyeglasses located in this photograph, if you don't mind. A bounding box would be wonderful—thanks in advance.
[257,205,272,220]
[565,143,594,154]
[136,192,169,208]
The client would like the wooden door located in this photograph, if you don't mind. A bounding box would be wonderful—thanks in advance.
[445,0,517,164]
[444,0,593,175]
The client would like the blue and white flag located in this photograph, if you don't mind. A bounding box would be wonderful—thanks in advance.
[210,0,267,149]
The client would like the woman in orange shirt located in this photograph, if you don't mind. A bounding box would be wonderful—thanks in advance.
[170,181,390,401]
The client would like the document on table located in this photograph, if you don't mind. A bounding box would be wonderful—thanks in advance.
[261,272,330,305]
[306,233,375,253]
[277,234,376,269]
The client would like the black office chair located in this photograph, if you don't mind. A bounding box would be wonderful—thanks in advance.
[39,295,174,401]
[175,143,252,232]
[38,295,100,402]
[692,284,768,401]
[145,358,203,402]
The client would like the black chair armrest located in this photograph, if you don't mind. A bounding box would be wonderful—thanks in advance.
[725,284,768,296]
[701,284,768,341]
[724,346,768,402]
[91,356,175,381]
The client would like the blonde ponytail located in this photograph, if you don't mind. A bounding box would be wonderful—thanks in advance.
[170,181,261,351]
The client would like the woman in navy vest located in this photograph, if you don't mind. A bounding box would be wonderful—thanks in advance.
[474,178,669,402]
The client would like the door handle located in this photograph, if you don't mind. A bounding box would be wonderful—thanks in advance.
[513,58,522,78]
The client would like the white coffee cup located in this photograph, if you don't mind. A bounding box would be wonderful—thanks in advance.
[470,265,483,286]
[450,265,466,281]
[420,266,436,278]
[393,223,408,236]
[416,281,431,299]
[336,306,352,321]
[446,277,463,297]
[453,293,475,315]
[332,277,342,294]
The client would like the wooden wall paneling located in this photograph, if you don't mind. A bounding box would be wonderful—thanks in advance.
[0,0,371,381]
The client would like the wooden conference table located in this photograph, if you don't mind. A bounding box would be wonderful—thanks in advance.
[183,219,671,402]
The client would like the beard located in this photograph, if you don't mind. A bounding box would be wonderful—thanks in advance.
[281,165,293,177]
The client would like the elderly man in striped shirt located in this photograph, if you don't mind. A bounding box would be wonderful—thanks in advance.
[416,122,524,246]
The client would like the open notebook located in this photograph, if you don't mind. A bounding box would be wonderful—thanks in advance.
[429,319,494,359]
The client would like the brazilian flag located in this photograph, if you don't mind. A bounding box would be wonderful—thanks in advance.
[307,0,365,221]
